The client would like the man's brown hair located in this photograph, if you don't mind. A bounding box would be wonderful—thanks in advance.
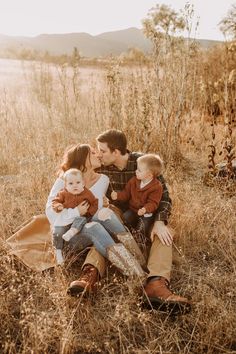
[137,154,163,177]
[97,129,127,155]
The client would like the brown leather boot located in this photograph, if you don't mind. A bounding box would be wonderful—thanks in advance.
[144,277,191,313]
[67,264,99,297]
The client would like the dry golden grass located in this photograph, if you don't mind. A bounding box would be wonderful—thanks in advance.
[0,56,235,354]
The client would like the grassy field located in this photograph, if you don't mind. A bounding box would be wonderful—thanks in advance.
[0,54,235,354]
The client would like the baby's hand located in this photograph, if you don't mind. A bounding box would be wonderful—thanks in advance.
[52,202,64,212]
[111,191,117,200]
[138,207,146,216]
[57,204,64,211]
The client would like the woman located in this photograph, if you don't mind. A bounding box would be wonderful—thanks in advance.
[46,144,146,294]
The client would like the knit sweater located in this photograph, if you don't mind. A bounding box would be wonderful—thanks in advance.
[116,176,163,214]
[52,187,98,216]
[99,151,171,222]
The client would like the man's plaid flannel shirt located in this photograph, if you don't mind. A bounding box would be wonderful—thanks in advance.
[99,152,172,223]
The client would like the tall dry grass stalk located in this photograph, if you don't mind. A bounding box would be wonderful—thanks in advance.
[0,41,235,354]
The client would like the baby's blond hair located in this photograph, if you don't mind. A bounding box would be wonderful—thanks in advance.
[137,154,163,177]
[63,168,83,182]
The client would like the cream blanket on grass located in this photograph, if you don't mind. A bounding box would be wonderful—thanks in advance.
[6,214,56,271]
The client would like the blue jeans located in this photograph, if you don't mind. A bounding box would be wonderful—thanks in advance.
[92,207,127,236]
[53,216,88,249]
[53,219,116,258]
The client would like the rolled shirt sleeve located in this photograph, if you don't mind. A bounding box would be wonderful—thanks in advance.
[154,175,172,223]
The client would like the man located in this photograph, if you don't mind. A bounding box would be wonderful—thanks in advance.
[68,129,190,311]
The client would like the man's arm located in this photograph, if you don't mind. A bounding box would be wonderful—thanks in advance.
[106,181,113,200]
[154,174,172,222]
[151,175,173,246]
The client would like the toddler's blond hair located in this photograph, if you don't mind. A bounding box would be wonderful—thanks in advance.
[137,154,163,177]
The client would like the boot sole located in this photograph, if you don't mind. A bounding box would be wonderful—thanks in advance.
[67,285,88,297]
[142,296,192,315]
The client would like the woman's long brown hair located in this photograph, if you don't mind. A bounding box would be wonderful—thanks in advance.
[58,144,91,176]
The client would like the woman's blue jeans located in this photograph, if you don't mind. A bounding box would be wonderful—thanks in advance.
[53,222,115,259]
[92,207,127,236]
[53,208,126,258]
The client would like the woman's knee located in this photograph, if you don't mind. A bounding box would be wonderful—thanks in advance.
[96,207,114,221]
[83,221,101,230]
[83,221,114,244]
[83,221,109,235]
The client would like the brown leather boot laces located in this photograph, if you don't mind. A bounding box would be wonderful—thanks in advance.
[67,265,99,296]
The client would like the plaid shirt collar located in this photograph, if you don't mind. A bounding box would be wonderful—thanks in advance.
[101,151,141,172]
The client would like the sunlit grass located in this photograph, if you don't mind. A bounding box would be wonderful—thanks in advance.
[0,52,235,353]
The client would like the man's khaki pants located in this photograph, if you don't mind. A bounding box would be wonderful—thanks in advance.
[83,235,172,282]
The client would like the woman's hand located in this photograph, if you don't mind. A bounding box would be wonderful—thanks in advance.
[77,201,90,216]
[103,195,110,207]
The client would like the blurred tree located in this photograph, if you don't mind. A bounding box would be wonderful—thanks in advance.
[71,46,80,66]
[143,4,186,41]
[141,3,199,161]
[142,4,187,61]
[119,47,149,63]
[219,4,236,39]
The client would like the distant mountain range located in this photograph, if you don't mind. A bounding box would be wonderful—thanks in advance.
[0,27,222,58]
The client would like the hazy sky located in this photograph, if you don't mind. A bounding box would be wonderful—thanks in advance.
[0,0,235,40]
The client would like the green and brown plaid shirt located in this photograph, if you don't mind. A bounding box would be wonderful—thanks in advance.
[99,152,172,223]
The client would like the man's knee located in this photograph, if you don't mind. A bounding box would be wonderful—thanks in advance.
[151,235,173,250]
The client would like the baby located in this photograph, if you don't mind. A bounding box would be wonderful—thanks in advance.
[52,168,98,264]
[111,154,163,237]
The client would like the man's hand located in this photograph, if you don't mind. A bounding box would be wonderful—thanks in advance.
[77,201,89,216]
[111,191,118,200]
[150,220,173,246]
[137,207,146,216]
